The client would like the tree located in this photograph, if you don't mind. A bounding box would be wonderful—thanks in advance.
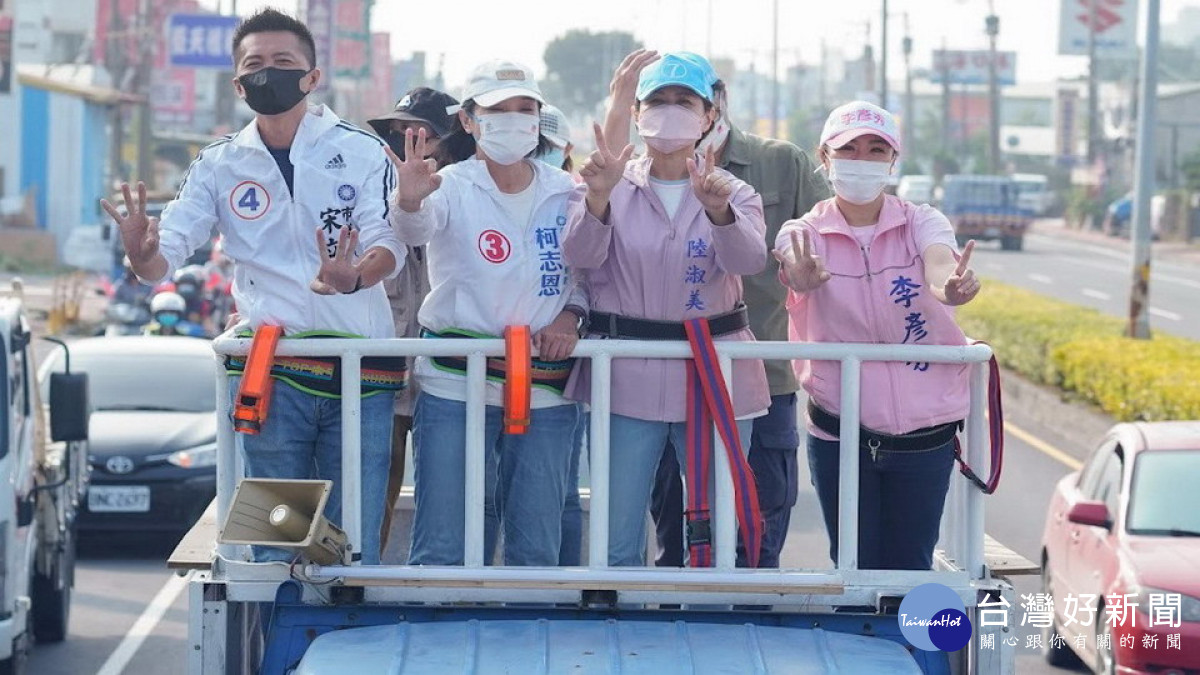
[542,30,642,116]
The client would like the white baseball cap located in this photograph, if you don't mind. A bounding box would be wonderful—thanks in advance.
[462,59,545,108]
[539,104,571,148]
[820,100,901,153]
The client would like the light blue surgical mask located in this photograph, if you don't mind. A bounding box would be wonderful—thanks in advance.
[157,312,181,328]
[538,147,566,170]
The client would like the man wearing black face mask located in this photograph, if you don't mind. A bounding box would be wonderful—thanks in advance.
[100,8,405,566]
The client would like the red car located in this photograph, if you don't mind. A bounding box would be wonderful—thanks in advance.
[1041,421,1200,674]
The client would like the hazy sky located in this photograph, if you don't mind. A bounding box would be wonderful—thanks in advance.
[210,0,1200,89]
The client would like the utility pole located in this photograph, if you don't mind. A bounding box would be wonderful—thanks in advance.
[819,39,827,110]
[770,0,779,138]
[880,0,889,107]
[1086,0,1099,163]
[940,37,951,157]
[986,5,1001,174]
[106,0,126,191]
[1128,0,1161,340]
[902,19,913,154]
[706,0,713,57]
[135,0,153,188]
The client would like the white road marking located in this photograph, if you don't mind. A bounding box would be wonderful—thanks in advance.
[1043,251,1200,291]
[95,573,189,675]
[1149,307,1184,321]
[1082,288,1112,301]
[1028,273,1053,284]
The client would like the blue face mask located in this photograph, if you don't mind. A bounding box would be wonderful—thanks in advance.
[157,312,181,328]
[538,147,566,170]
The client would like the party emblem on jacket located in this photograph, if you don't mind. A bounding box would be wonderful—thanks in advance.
[337,184,356,202]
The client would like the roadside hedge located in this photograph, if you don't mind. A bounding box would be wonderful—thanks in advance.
[957,282,1200,422]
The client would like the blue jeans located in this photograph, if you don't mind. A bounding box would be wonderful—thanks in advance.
[232,377,395,565]
[806,435,955,570]
[607,414,753,567]
[650,394,799,568]
[409,392,578,566]
[560,409,586,566]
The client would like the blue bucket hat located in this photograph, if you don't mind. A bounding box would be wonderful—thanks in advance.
[635,52,714,102]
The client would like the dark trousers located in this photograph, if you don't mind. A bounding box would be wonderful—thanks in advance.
[806,435,955,570]
[649,394,800,568]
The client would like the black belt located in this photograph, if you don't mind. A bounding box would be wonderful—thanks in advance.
[589,304,749,340]
[808,400,961,454]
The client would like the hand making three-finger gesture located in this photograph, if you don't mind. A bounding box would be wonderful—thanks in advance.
[385,127,442,213]
[774,229,830,293]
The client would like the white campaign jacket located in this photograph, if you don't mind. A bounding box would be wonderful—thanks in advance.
[390,158,585,407]
[155,105,404,338]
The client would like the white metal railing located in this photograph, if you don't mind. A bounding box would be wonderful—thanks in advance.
[212,335,994,589]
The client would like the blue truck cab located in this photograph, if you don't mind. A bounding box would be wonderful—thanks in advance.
[940,175,1035,251]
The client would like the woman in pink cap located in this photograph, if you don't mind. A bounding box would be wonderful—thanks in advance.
[775,100,982,571]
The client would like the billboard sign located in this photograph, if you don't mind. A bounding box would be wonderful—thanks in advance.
[166,13,239,68]
[1058,0,1138,57]
[930,50,1017,86]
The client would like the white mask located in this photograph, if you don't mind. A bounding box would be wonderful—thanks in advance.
[828,158,892,205]
[696,113,730,156]
[473,111,540,165]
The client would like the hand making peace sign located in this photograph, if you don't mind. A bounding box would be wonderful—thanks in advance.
[579,123,635,201]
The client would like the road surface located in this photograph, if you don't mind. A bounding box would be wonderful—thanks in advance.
[973,224,1200,340]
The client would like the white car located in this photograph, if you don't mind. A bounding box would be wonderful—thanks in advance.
[897,175,935,204]
[1012,173,1054,216]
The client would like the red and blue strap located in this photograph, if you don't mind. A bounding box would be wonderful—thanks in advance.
[683,318,763,568]
[953,345,1005,494]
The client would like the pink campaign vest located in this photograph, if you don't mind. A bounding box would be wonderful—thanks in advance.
[784,197,970,436]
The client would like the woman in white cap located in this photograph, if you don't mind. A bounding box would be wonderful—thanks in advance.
[775,100,982,571]
[537,104,575,174]
[563,52,770,568]
[388,60,587,567]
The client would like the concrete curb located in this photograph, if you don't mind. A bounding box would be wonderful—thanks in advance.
[997,364,1115,458]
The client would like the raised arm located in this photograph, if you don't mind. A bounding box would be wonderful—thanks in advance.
[386,128,447,246]
[564,124,634,269]
[601,49,659,155]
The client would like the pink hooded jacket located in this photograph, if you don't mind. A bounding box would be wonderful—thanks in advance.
[776,196,970,435]
[563,156,771,422]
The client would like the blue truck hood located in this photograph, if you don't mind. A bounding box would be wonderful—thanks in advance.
[293,618,922,674]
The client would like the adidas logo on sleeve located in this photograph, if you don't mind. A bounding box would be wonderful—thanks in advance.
[324,153,346,170]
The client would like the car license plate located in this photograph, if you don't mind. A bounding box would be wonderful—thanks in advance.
[88,486,151,513]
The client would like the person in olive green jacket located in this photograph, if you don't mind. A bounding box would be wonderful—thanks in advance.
[603,50,830,567]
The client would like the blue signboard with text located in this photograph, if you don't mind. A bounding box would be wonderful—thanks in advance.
[167,13,239,68]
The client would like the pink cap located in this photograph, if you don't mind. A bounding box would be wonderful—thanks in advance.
[820,100,901,153]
